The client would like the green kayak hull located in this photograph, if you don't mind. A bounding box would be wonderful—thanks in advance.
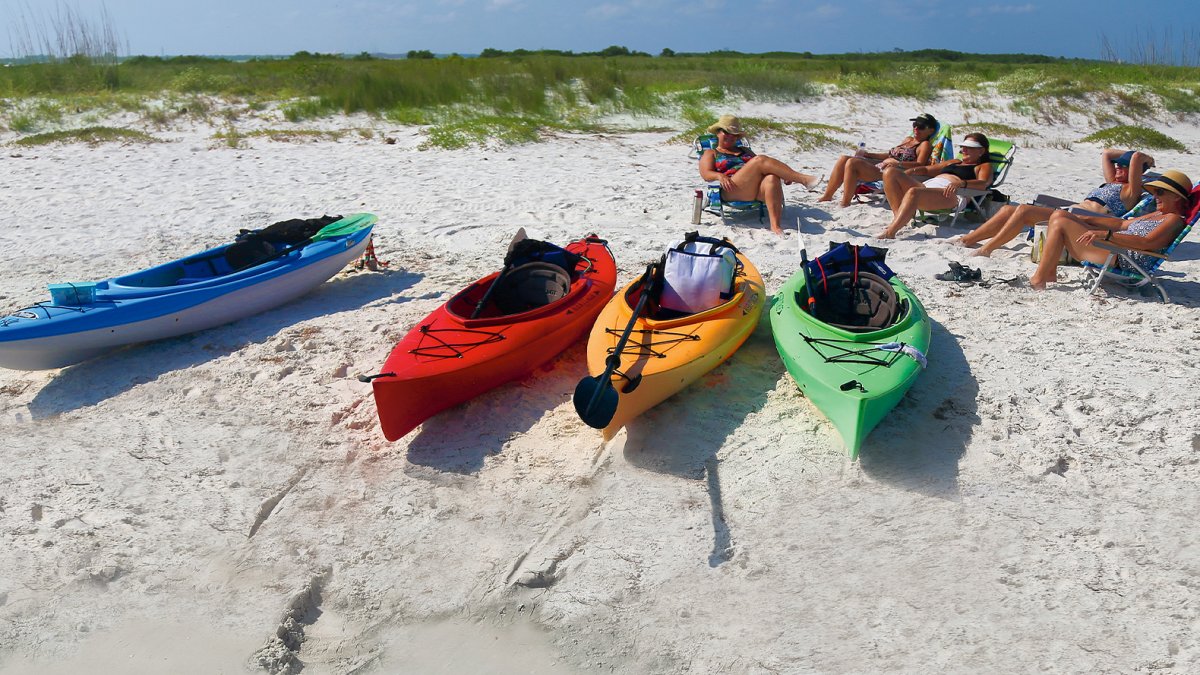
[769,268,931,459]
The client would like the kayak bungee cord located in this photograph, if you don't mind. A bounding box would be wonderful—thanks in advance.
[801,335,927,368]
[604,327,700,360]
[408,324,505,359]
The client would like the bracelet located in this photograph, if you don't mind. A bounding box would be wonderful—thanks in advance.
[1105,230,1113,241]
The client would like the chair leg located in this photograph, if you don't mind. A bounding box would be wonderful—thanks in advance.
[1087,255,1117,296]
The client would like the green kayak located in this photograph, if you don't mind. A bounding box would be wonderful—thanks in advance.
[770,247,931,459]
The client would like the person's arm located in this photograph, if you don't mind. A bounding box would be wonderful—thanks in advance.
[1101,148,1123,183]
[909,140,933,168]
[1122,151,1154,203]
[1078,214,1182,249]
[699,149,735,191]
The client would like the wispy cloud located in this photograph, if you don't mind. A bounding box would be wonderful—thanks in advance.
[587,3,630,20]
[485,0,522,11]
[814,4,843,18]
[968,3,1037,16]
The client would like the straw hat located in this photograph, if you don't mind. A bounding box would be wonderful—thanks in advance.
[1144,170,1193,200]
[707,114,744,136]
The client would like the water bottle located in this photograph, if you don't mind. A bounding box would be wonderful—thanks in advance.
[856,141,867,158]
[691,189,704,225]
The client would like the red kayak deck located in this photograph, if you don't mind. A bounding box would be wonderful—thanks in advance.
[372,235,616,441]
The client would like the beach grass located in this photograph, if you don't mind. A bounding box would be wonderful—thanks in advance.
[13,126,160,146]
[3,53,1199,147]
[1080,125,1188,152]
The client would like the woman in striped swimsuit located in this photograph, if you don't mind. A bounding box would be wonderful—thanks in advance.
[959,148,1156,257]
[1030,170,1193,290]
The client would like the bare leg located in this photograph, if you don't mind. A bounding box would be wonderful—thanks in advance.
[881,188,958,238]
[961,204,1018,247]
[759,175,785,235]
[724,155,817,201]
[968,204,1055,256]
[881,166,923,215]
[819,155,851,202]
[840,158,884,207]
[1029,212,1115,289]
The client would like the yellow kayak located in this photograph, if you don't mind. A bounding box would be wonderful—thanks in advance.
[580,248,764,439]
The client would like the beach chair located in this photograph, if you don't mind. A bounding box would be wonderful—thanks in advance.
[689,133,765,224]
[1081,186,1200,302]
[854,123,955,203]
[916,138,1017,226]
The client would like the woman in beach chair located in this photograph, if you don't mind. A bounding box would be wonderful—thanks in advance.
[698,114,821,235]
[878,133,995,239]
[818,113,942,208]
[1029,170,1192,291]
[958,148,1156,257]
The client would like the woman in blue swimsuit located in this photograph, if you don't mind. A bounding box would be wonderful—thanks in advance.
[1030,170,1192,290]
[699,114,822,235]
[960,148,1155,257]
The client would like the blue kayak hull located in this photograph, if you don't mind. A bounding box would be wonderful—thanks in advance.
[0,216,375,370]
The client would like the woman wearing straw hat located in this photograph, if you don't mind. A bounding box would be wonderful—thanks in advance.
[1030,169,1193,290]
[959,148,1156,257]
[698,114,822,235]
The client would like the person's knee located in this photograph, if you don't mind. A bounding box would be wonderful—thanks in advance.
[763,174,781,188]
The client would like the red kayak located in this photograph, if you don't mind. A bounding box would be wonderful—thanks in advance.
[371,234,616,441]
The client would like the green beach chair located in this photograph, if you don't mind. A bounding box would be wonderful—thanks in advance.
[917,138,1016,226]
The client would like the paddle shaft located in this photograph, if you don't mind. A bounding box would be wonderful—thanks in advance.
[581,262,657,415]
[798,236,817,315]
[470,266,510,320]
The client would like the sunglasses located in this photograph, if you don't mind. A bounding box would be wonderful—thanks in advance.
[912,123,930,130]
[1149,187,1168,197]
[718,129,741,136]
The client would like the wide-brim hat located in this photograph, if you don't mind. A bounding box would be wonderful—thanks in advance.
[1144,170,1193,200]
[707,114,744,136]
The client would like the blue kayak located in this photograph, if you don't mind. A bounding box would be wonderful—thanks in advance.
[0,213,376,370]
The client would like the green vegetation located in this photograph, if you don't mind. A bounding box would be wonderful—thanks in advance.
[13,126,159,146]
[1081,125,1188,152]
[957,122,1035,139]
[2,49,1198,148]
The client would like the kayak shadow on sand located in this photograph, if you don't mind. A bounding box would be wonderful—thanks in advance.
[404,342,589,475]
[857,317,976,497]
[28,269,423,419]
[620,312,782,567]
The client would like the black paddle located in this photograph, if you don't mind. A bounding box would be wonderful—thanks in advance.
[470,228,528,319]
[573,262,658,429]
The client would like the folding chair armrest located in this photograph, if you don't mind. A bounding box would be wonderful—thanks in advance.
[956,187,988,198]
[1092,240,1167,259]
[1032,194,1075,209]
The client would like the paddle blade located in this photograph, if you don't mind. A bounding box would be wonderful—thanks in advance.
[573,375,618,429]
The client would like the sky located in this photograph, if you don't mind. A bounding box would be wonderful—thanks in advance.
[1,0,1198,61]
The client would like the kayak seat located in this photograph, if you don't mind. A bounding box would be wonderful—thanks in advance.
[493,262,571,315]
[810,271,901,333]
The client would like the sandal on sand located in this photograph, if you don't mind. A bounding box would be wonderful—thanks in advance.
[934,261,982,282]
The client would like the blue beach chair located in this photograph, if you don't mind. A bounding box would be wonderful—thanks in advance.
[689,133,765,224]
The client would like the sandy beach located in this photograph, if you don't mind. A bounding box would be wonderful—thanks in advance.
[1,91,1198,673]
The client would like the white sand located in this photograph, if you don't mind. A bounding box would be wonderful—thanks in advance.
[1,92,1198,674]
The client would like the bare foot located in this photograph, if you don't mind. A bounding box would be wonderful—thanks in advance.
[817,196,832,203]
[1028,275,1048,290]
[771,227,784,236]
[802,174,824,192]
[968,248,992,258]
[877,232,896,240]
